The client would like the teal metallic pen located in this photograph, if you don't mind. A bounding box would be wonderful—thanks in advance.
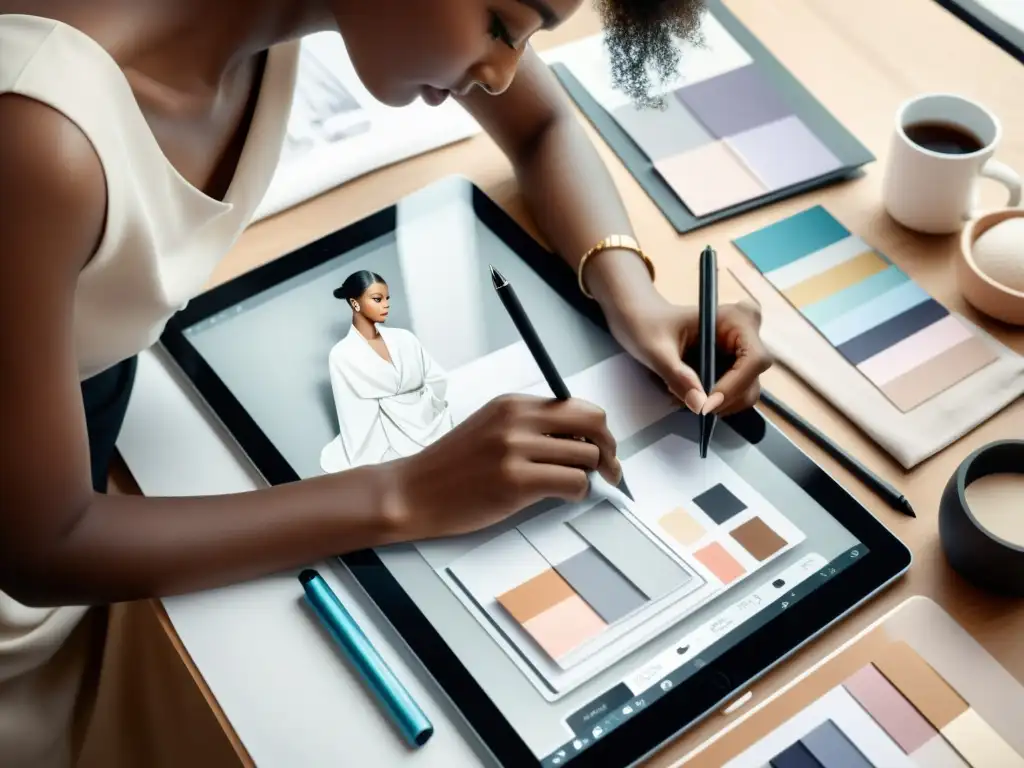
[299,569,434,748]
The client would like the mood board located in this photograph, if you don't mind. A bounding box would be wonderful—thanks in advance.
[733,206,1001,412]
[681,596,1024,768]
[543,0,874,233]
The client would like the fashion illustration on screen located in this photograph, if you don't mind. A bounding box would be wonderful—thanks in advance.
[320,270,454,472]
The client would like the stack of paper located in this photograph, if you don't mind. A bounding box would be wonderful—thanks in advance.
[251,32,481,222]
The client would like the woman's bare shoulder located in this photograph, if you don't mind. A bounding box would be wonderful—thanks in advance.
[0,93,107,274]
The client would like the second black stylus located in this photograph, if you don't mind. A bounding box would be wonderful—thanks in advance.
[698,246,717,459]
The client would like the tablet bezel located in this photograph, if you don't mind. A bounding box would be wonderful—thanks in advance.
[159,177,912,768]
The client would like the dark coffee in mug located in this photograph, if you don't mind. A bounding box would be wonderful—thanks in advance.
[904,120,986,155]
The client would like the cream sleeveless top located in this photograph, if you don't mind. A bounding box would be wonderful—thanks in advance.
[0,14,300,767]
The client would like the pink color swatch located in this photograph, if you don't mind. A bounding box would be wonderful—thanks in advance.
[694,542,746,584]
[857,314,973,386]
[521,594,606,660]
[654,141,767,217]
[843,664,937,754]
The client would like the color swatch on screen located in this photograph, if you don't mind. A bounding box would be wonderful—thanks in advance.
[732,206,1000,411]
[554,547,647,623]
[445,528,615,666]
[693,483,748,524]
[514,501,703,644]
[731,517,788,562]
[659,506,706,546]
[627,444,800,591]
[497,568,607,661]
[610,63,844,217]
[694,542,745,585]
[567,501,693,602]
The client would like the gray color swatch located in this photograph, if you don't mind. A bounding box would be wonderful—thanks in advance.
[693,483,747,525]
[568,501,692,601]
[675,63,792,138]
[555,548,647,624]
[802,720,873,768]
[612,99,713,162]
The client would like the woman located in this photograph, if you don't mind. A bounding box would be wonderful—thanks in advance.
[321,271,454,472]
[0,0,771,764]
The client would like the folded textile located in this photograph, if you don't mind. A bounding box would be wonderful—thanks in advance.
[729,260,1024,470]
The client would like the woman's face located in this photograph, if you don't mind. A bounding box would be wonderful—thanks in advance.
[353,282,390,324]
[328,0,582,107]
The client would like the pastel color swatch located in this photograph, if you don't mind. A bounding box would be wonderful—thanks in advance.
[675,64,791,137]
[658,507,706,546]
[603,59,846,217]
[612,98,713,161]
[872,641,1024,767]
[654,143,767,217]
[694,541,745,584]
[842,664,936,753]
[733,206,999,411]
[711,630,1024,768]
[726,116,843,190]
[497,568,606,661]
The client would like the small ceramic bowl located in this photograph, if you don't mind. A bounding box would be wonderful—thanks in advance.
[958,208,1024,326]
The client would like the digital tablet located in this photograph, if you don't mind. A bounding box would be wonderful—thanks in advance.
[160,175,912,768]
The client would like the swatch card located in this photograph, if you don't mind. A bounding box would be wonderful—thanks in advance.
[548,14,843,218]
[732,206,1000,412]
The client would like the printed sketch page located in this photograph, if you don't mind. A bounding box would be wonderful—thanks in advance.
[252,32,481,222]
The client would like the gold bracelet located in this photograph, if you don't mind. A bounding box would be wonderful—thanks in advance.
[577,234,655,300]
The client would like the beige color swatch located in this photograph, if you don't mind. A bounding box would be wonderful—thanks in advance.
[783,249,889,308]
[881,335,999,411]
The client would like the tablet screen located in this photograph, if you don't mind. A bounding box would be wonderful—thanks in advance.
[171,177,894,767]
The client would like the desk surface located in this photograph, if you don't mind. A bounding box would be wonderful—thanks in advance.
[120,0,1024,764]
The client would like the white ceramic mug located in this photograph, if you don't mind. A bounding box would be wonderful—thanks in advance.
[882,93,1022,234]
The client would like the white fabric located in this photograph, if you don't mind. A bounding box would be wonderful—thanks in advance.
[0,14,299,767]
[321,325,454,472]
[729,260,1024,470]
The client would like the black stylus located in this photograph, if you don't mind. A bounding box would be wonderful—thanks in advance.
[490,265,633,499]
[489,265,570,400]
[698,246,717,459]
[759,389,917,518]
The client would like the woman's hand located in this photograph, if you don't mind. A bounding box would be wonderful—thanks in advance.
[606,292,773,417]
[385,394,621,540]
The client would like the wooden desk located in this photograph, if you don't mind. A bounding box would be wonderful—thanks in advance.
[116,0,1024,763]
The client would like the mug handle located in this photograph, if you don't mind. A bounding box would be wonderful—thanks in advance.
[966,159,1022,219]
[980,158,1022,206]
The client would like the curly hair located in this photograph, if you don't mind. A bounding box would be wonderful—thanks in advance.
[595,0,707,108]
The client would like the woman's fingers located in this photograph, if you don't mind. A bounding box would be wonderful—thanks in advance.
[530,398,622,485]
[517,461,592,503]
[526,433,601,472]
[706,302,772,415]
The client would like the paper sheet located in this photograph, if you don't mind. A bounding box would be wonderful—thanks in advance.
[251,32,481,222]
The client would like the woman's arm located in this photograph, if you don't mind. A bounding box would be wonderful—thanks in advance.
[458,46,659,321]
[0,96,403,608]
[459,49,772,413]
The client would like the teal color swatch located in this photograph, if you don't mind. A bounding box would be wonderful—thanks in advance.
[732,205,850,273]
